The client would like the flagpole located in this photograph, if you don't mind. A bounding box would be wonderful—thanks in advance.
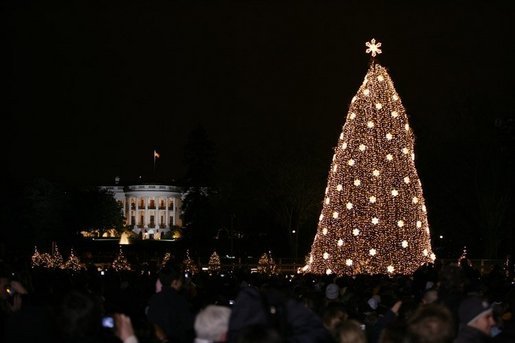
[153,150,156,176]
[153,149,160,176]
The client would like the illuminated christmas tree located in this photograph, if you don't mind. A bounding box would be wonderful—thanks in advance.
[208,251,221,273]
[39,252,54,268]
[63,249,86,271]
[51,243,64,269]
[304,39,434,275]
[257,252,278,275]
[31,246,44,268]
[457,246,470,267]
[112,247,132,271]
[161,252,172,268]
[182,249,199,275]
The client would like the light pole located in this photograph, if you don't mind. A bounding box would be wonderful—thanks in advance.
[291,229,299,265]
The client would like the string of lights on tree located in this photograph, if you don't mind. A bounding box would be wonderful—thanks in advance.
[62,248,86,271]
[31,245,85,271]
[161,252,172,268]
[504,255,512,278]
[257,252,278,275]
[51,243,64,268]
[457,246,470,267]
[111,247,132,271]
[182,249,199,275]
[208,251,221,274]
[304,39,434,275]
[31,246,44,268]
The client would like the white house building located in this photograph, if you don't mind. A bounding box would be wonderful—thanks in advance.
[101,181,183,239]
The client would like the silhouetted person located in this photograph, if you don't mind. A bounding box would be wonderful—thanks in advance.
[407,304,454,343]
[56,290,116,343]
[147,262,195,343]
[455,296,495,343]
[334,320,367,343]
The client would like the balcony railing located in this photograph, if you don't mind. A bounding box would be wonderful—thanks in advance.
[158,206,166,210]
[148,223,156,228]
[148,205,156,209]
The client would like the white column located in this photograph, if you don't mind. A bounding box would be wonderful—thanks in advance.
[123,199,127,225]
[165,197,169,228]
[171,198,175,226]
[144,197,148,228]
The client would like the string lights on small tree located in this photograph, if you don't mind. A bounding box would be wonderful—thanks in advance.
[51,243,64,269]
[31,246,44,268]
[504,255,512,279]
[38,252,54,268]
[257,252,278,275]
[161,252,172,268]
[457,246,471,267]
[208,251,221,274]
[182,249,199,275]
[62,249,86,271]
[304,39,434,275]
[112,247,132,271]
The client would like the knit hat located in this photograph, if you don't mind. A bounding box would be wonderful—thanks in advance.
[458,296,492,325]
[325,283,339,300]
[367,295,381,310]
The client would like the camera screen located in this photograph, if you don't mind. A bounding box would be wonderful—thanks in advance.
[102,316,114,328]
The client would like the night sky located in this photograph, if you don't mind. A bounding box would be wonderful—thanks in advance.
[5,0,515,256]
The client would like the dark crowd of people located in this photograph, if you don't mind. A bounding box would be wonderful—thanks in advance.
[1,257,514,343]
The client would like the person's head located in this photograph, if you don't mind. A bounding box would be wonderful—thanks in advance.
[407,304,454,343]
[367,294,381,311]
[326,283,340,301]
[195,305,232,342]
[322,303,349,333]
[159,262,184,291]
[458,296,495,335]
[334,320,366,343]
[421,289,438,305]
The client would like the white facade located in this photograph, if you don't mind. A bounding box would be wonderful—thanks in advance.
[101,184,183,239]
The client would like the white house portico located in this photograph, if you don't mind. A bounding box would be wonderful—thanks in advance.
[101,183,183,239]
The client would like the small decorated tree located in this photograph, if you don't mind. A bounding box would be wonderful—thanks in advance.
[208,251,221,274]
[257,252,278,275]
[457,246,471,267]
[62,249,86,271]
[161,252,172,268]
[182,249,199,275]
[51,243,64,269]
[112,247,132,271]
[31,246,44,268]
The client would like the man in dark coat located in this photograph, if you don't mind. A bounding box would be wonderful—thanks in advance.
[227,285,331,343]
[147,263,194,343]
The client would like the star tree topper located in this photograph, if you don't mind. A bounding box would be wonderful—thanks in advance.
[365,38,382,57]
